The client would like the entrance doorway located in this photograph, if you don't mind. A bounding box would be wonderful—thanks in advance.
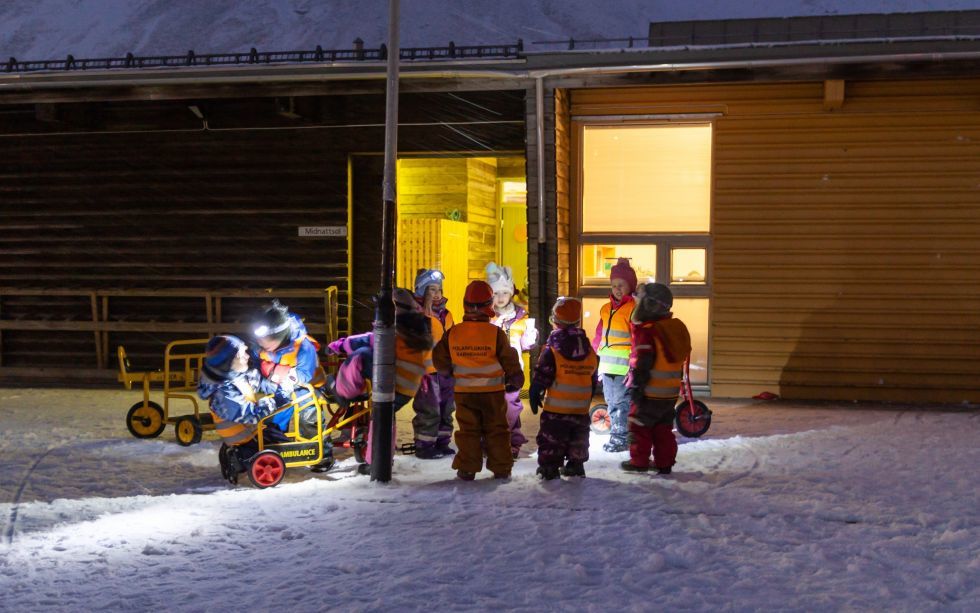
[395,156,528,318]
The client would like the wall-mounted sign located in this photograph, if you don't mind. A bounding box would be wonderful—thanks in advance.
[298,226,348,238]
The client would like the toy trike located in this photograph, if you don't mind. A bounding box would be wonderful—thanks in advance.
[587,357,712,438]
[220,383,372,488]
[118,339,215,446]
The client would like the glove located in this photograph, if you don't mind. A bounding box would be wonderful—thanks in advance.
[256,396,277,417]
[326,338,346,355]
[529,382,544,415]
[521,325,538,349]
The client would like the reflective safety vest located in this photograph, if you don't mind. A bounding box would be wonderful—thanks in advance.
[447,321,505,393]
[209,378,259,446]
[642,334,684,400]
[260,335,327,387]
[426,311,454,374]
[395,336,432,397]
[597,300,634,376]
[543,350,598,415]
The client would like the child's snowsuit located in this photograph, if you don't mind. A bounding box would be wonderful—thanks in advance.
[412,301,455,454]
[198,366,290,457]
[532,327,598,471]
[432,317,523,476]
[491,302,536,455]
[626,316,691,470]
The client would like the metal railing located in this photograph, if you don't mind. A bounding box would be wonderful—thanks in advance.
[3,40,524,74]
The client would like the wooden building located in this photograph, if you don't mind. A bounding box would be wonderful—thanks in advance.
[1,10,979,403]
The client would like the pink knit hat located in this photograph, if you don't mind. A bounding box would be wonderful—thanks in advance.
[609,258,637,293]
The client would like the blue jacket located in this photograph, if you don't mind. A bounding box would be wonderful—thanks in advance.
[197,367,289,425]
[251,313,322,431]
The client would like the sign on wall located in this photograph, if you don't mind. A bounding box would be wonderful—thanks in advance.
[298,226,348,238]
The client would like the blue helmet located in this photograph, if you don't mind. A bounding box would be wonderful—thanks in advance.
[413,268,444,298]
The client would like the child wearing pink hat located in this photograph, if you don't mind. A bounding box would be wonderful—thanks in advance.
[591,257,637,452]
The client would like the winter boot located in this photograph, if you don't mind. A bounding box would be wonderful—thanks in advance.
[456,469,476,481]
[561,461,586,478]
[435,444,456,457]
[415,445,445,460]
[603,439,629,453]
[493,472,511,480]
[309,451,336,473]
[620,460,649,473]
[356,463,371,476]
[536,465,561,481]
[655,466,672,475]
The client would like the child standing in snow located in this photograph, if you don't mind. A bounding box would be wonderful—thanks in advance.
[592,258,637,453]
[486,262,538,458]
[324,288,433,475]
[621,283,691,475]
[432,280,524,480]
[529,297,598,480]
[411,268,457,458]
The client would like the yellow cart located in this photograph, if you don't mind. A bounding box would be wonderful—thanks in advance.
[118,339,214,446]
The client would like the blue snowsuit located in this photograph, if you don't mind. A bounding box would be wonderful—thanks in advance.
[250,313,324,432]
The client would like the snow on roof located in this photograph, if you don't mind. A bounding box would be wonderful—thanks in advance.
[2,0,979,61]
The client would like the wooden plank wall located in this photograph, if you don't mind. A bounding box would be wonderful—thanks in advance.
[571,78,980,403]
[465,158,499,283]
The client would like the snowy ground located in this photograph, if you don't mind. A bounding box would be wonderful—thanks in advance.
[1,388,978,612]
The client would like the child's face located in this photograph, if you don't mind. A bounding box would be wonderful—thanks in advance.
[426,285,443,302]
[231,345,250,372]
[493,289,513,309]
[256,336,280,352]
[610,278,630,301]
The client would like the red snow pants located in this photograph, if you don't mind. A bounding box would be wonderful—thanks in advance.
[627,397,678,469]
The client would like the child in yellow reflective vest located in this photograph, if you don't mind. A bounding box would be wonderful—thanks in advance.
[529,297,598,480]
[486,262,538,458]
[621,283,691,475]
[432,280,524,480]
[591,257,637,453]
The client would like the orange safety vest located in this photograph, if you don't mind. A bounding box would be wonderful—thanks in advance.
[597,301,634,376]
[426,311,454,374]
[543,350,598,415]
[209,378,260,446]
[260,335,327,387]
[447,321,505,393]
[395,336,432,397]
[643,335,684,400]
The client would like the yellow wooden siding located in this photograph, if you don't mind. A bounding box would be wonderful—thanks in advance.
[465,158,500,284]
[571,78,980,403]
[396,218,468,318]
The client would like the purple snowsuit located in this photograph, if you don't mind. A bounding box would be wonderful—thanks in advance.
[492,304,535,454]
[533,327,598,470]
[412,306,455,452]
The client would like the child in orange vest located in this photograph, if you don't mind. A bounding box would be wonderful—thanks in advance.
[432,280,524,480]
[529,297,598,480]
[486,262,538,458]
[621,283,691,475]
[591,258,637,453]
[412,268,457,458]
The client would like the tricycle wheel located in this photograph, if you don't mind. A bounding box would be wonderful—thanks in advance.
[248,450,286,488]
[589,403,611,435]
[174,415,203,446]
[126,401,165,439]
[675,399,712,438]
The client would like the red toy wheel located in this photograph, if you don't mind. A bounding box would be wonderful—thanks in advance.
[589,403,611,435]
[675,400,712,438]
[247,450,286,488]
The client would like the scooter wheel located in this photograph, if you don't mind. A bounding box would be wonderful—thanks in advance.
[174,415,203,446]
[126,401,166,439]
[675,400,712,438]
[589,403,611,435]
[248,450,286,488]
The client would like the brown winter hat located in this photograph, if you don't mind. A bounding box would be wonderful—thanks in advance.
[550,297,583,327]
[632,283,673,323]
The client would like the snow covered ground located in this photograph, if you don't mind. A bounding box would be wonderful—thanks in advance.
[1,387,978,611]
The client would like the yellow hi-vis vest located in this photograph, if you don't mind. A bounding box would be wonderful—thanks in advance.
[543,350,598,415]
[447,321,505,393]
[644,335,684,400]
[597,300,634,376]
[209,378,260,446]
[395,336,432,397]
[426,311,454,374]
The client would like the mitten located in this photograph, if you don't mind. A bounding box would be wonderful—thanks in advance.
[529,382,544,415]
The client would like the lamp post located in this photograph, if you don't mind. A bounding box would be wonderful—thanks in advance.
[370,0,400,483]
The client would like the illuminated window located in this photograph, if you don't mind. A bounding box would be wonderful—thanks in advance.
[671,248,707,284]
[582,124,712,233]
[581,244,656,285]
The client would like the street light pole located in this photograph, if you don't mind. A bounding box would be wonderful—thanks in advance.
[370,0,400,483]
